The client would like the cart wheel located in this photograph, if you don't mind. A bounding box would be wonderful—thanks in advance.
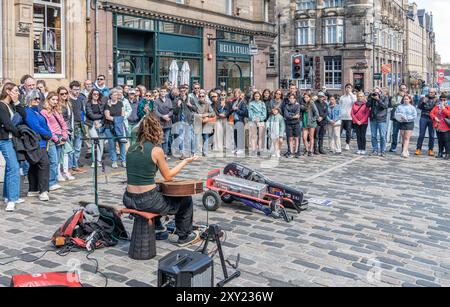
[221,194,234,204]
[202,191,221,211]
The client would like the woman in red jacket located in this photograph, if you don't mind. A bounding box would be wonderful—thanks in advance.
[430,94,450,160]
[351,92,371,155]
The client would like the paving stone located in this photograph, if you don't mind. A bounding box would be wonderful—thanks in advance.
[329,251,359,262]
[416,279,441,287]
[125,279,152,287]
[34,260,61,269]
[292,259,321,270]
[321,267,358,280]
[396,268,435,282]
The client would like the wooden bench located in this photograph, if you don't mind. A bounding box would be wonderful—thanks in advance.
[119,209,161,260]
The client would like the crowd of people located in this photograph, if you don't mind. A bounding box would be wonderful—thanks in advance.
[0,74,449,212]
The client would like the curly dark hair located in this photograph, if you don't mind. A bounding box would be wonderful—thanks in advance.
[135,114,164,149]
[87,89,103,102]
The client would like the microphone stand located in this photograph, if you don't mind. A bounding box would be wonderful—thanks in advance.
[82,136,132,207]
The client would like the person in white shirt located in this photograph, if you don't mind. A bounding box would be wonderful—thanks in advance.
[339,83,357,151]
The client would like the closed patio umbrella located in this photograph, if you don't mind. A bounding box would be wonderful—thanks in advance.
[168,60,179,87]
[180,61,191,87]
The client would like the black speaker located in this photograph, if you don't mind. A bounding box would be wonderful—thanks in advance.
[158,249,214,287]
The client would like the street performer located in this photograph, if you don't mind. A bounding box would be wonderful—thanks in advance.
[122,114,199,247]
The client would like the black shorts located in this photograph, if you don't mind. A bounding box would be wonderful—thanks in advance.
[400,122,414,131]
[286,124,301,138]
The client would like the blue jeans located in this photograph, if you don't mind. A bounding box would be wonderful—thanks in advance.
[390,120,401,151]
[104,128,126,163]
[416,116,435,150]
[70,133,83,168]
[179,123,195,156]
[20,161,30,176]
[196,133,211,155]
[0,140,20,202]
[47,142,59,187]
[370,120,387,153]
[162,128,171,155]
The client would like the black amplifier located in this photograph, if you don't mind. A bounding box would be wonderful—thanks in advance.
[158,249,214,287]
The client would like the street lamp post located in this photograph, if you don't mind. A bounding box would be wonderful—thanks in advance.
[278,12,282,88]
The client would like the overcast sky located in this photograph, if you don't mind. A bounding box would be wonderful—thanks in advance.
[413,0,450,63]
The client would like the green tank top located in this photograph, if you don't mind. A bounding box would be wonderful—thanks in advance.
[126,141,158,186]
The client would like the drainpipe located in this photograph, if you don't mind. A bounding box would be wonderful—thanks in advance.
[95,0,99,78]
[86,0,91,80]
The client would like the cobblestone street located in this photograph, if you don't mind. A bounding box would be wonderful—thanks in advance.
[0,146,449,287]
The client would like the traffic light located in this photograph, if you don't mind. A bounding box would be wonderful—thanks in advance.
[291,54,304,80]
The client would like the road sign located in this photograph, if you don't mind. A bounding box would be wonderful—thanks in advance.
[249,44,258,56]
[374,73,382,80]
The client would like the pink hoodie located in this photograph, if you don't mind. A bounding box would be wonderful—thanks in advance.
[351,101,370,125]
[41,109,69,143]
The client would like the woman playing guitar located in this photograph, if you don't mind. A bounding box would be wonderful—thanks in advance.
[122,114,199,246]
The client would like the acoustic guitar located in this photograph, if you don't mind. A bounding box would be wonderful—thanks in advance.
[156,179,204,197]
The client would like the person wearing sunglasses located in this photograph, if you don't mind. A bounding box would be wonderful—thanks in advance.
[195,92,215,157]
[138,91,155,120]
[93,75,110,97]
[56,86,76,181]
[23,89,53,201]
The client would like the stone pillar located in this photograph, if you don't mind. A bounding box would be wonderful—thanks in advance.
[13,0,33,80]
[203,27,216,90]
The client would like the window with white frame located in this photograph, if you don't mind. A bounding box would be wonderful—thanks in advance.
[296,20,315,46]
[175,0,185,3]
[323,18,344,44]
[324,0,343,8]
[33,0,64,76]
[297,0,315,10]
[324,56,342,89]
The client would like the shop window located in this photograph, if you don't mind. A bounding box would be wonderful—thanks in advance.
[33,0,64,76]
[159,21,201,37]
[216,31,251,44]
[159,58,200,87]
[117,15,155,31]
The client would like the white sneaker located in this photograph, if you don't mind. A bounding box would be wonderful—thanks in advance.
[27,191,40,197]
[121,162,127,168]
[361,151,366,155]
[356,150,361,155]
[64,173,76,181]
[39,192,49,201]
[112,162,118,169]
[57,175,66,182]
[345,144,350,151]
[49,184,62,191]
[91,163,95,168]
[6,202,15,212]
[5,198,25,204]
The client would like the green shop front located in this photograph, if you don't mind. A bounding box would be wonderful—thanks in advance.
[216,31,252,90]
[113,14,203,89]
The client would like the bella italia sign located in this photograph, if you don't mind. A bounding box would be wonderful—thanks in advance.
[217,41,251,58]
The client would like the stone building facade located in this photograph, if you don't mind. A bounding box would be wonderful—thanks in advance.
[0,0,88,88]
[90,0,276,91]
[274,0,409,95]
[405,3,436,93]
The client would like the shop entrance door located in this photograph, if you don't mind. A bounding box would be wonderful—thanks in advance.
[228,64,242,90]
[353,73,365,92]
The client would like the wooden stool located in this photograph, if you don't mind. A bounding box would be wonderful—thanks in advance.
[119,209,161,260]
